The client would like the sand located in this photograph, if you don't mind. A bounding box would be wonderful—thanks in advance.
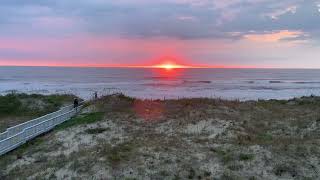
[0,94,319,179]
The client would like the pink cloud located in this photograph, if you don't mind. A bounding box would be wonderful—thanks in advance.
[0,32,317,68]
[243,30,305,43]
[0,35,233,67]
[0,38,63,52]
[0,35,230,55]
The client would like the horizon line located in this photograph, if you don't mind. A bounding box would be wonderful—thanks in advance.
[1,64,320,70]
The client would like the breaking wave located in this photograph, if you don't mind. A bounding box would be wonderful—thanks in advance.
[182,80,211,84]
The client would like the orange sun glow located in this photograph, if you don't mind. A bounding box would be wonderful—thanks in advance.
[152,62,188,69]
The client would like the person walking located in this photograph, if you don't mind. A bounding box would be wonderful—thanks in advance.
[94,91,98,100]
[74,98,79,111]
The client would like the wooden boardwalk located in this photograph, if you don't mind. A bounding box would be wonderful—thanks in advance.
[0,104,83,156]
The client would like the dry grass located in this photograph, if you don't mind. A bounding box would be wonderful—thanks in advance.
[0,93,78,132]
[0,94,320,179]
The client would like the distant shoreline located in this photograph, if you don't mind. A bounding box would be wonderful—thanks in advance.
[2,65,320,70]
[0,91,319,102]
[1,67,320,101]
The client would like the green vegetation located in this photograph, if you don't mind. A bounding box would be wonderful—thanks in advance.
[0,94,22,116]
[55,112,104,130]
[1,93,320,179]
[0,93,77,132]
[95,93,135,114]
[211,148,237,164]
[102,141,138,164]
[188,168,196,179]
[117,93,136,102]
[274,163,298,177]
[256,133,273,142]
[220,172,240,180]
[239,153,254,161]
[85,127,110,134]
[0,93,76,117]
[0,134,46,168]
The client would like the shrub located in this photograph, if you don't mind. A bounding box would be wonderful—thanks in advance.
[85,127,109,134]
[274,163,298,177]
[105,141,137,164]
[0,93,76,118]
[188,168,196,179]
[239,153,254,161]
[257,133,273,142]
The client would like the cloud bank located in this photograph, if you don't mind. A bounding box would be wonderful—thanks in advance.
[0,0,320,68]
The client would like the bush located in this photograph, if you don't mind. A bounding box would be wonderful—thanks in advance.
[274,163,298,177]
[188,168,196,179]
[239,153,254,161]
[257,133,273,142]
[0,93,76,118]
[85,127,109,134]
[0,94,22,116]
[106,142,137,164]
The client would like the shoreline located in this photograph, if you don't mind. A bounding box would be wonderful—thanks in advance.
[2,90,320,102]
[3,65,320,70]
[2,67,320,101]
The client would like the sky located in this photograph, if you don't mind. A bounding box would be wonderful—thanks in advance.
[0,0,320,68]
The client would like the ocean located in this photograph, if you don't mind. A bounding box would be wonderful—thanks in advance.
[1,66,320,100]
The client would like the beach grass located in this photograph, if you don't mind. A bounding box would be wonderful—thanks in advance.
[55,112,104,131]
[1,93,320,179]
[0,93,77,117]
[0,93,78,132]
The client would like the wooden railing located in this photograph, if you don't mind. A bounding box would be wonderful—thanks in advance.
[0,104,83,156]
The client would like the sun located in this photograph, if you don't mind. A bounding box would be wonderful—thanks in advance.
[152,62,187,70]
[158,64,176,70]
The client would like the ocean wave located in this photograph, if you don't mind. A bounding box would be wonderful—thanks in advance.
[143,83,178,87]
[250,86,282,90]
[146,76,173,80]
[0,78,12,82]
[293,81,320,84]
[269,81,284,84]
[182,80,211,84]
[268,80,320,84]
[245,81,255,84]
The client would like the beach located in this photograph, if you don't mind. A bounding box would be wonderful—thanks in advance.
[2,0,320,179]
[0,93,319,179]
[1,67,320,100]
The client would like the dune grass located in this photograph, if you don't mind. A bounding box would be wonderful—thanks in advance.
[55,112,104,131]
[0,93,77,118]
[0,93,78,132]
[85,127,110,134]
[1,93,320,179]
